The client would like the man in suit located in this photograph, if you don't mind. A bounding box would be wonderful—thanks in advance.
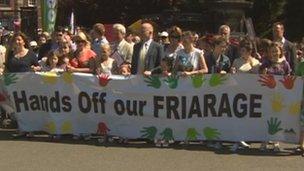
[131,22,164,75]
[111,23,133,66]
[272,22,297,73]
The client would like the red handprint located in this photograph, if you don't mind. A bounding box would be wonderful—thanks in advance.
[258,74,276,89]
[98,74,111,87]
[279,75,296,90]
[97,122,110,135]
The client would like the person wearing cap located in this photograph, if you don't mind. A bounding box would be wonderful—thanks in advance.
[158,31,170,47]
[30,41,39,58]
[130,22,164,75]
[67,32,96,73]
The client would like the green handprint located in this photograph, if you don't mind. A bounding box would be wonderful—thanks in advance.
[186,128,200,141]
[164,74,179,89]
[267,117,283,135]
[144,76,161,89]
[160,128,174,141]
[203,127,221,140]
[2,73,18,86]
[140,126,157,140]
[191,74,206,88]
[209,74,227,87]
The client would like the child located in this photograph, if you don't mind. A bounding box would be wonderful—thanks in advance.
[42,51,64,72]
[119,62,131,76]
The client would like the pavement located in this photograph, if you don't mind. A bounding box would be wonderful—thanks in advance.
[0,129,304,171]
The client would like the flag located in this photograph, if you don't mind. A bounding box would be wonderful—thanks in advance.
[70,11,75,35]
[41,0,58,33]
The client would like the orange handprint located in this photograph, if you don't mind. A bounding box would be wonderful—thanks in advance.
[279,75,296,90]
[258,74,276,89]
[96,122,110,135]
[98,74,111,87]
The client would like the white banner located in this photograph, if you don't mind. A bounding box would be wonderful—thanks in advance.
[0,73,303,143]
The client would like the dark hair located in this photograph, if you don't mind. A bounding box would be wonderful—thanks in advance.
[211,35,227,48]
[161,57,174,72]
[273,22,284,30]
[12,32,30,49]
[168,26,182,41]
[45,51,59,67]
[239,38,253,52]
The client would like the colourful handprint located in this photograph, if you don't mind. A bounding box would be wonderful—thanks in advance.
[209,74,227,87]
[288,102,301,115]
[98,74,111,87]
[258,74,276,89]
[96,122,110,135]
[45,121,56,134]
[279,75,296,90]
[164,74,179,89]
[62,72,74,84]
[271,93,285,113]
[61,121,73,134]
[203,127,221,140]
[191,74,206,88]
[186,128,200,141]
[160,128,174,141]
[267,117,283,135]
[140,126,157,140]
[2,73,18,86]
[144,76,161,89]
[41,72,58,84]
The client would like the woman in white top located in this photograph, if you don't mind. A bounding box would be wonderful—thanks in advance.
[174,31,208,76]
[231,38,260,74]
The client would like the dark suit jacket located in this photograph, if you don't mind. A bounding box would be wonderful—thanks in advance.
[283,39,297,73]
[131,40,164,75]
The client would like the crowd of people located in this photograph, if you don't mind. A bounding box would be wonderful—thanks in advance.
[0,21,304,152]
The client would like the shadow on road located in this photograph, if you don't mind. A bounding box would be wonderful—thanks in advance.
[1,129,302,157]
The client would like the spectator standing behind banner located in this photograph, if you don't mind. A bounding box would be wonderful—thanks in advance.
[111,23,133,66]
[92,44,118,75]
[130,22,164,76]
[173,31,208,76]
[41,51,64,72]
[0,44,6,75]
[272,22,297,73]
[91,23,109,57]
[259,42,291,75]
[231,38,260,73]
[218,25,239,64]
[164,26,183,60]
[67,32,96,73]
[204,35,231,74]
[5,32,40,72]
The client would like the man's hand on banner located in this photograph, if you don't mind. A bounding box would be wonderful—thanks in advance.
[191,74,206,88]
[203,127,221,140]
[144,76,161,89]
[279,75,296,90]
[186,128,200,141]
[258,74,276,89]
[160,128,174,141]
[98,74,111,87]
[140,126,157,140]
[267,117,283,135]
[209,74,227,87]
[164,74,179,89]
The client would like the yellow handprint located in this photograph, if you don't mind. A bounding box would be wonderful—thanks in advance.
[271,93,285,113]
[41,72,58,85]
[62,72,74,84]
[45,121,56,134]
[288,102,301,115]
[61,121,73,134]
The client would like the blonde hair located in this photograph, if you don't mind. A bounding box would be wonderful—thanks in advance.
[113,23,126,35]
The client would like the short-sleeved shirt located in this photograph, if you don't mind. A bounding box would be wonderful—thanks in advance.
[70,49,96,68]
[205,53,231,73]
[6,50,39,72]
[260,59,291,75]
[232,57,260,73]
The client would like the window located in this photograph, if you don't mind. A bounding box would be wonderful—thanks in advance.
[0,0,10,6]
[28,0,36,7]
